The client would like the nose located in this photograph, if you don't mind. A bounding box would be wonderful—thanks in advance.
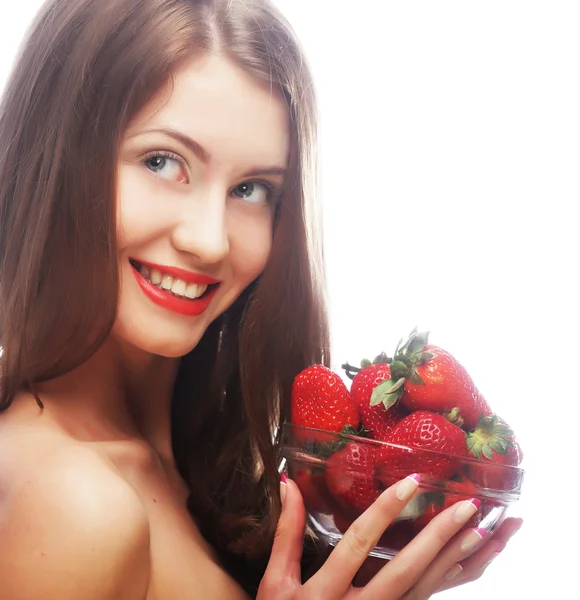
[171,191,229,265]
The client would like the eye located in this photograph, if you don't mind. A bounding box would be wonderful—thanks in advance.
[231,181,274,205]
[142,151,188,184]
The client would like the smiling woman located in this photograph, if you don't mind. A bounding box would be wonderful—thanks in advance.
[0,1,325,598]
[0,1,529,599]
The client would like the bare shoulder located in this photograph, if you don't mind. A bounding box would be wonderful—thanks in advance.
[0,419,150,600]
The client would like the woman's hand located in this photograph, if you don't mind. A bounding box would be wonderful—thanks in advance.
[352,517,522,593]
[257,475,522,599]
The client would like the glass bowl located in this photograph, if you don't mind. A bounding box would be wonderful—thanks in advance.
[281,423,524,560]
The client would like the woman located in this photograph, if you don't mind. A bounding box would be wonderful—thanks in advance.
[0,0,520,598]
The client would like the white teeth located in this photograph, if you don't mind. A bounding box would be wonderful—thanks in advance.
[171,279,186,296]
[161,275,173,290]
[184,283,199,299]
[150,269,162,285]
[136,261,213,300]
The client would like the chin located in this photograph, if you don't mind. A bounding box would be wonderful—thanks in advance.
[110,315,209,359]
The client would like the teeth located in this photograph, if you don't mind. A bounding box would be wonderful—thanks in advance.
[150,269,162,285]
[136,261,212,300]
[184,283,199,299]
[161,275,173,290]
[171,279,186,296]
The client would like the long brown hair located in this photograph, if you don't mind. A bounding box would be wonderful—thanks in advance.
[0,0,329,593]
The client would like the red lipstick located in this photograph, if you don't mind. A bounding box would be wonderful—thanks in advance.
[130,259,219,317]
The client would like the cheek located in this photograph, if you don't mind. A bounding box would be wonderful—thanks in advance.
[228,212,274,282]
[116,166,168,248]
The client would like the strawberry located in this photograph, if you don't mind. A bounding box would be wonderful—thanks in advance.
[379,521,417,551]
[370,330,492,429]
[412,480,480,529]
[292,465,337,514]
[325,442,382,512]
[346,360,408,441]
[332,505,358,535]
[375,410,468,484]
[466,414,523,490]
[291,365,359,433]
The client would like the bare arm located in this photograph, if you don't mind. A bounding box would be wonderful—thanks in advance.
[0,447,150,600]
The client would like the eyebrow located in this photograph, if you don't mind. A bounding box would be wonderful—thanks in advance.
[129,127,287,178]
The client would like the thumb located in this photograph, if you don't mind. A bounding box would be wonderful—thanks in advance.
[263,476,306,587]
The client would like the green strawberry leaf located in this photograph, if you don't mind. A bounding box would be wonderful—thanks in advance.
[490,438,510,454]
[393,337,404,358]
[408,367,426,386]
[319,440,343,458]
[482,444,494,460]
[406,330,430,356]
[360,358,372,368]
[370,378,405,409]
[340,424,358,437]
[390,360,410,381]
[417,351,435,365]
[372,352,391,364]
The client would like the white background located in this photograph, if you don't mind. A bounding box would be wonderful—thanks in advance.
[2,1,578,598]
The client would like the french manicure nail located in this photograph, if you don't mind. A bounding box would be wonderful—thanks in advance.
[453,498,481,524]
[280,473,288,504]
[444,563,463,581]
[395,473,421,501]
[460,527,487,552]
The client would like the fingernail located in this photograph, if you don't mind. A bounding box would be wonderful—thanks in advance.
[395,473,421,501]
[460,527,487,552]
[444,563,463,581]
[453,498,481,524]
[280,473,288,505]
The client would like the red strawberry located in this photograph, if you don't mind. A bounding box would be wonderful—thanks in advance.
[412,480,480,529]
[348,361,408,441]
[292,465,337,514]
[466,414,523,490]
[375,410,468,484]
[379,521,417,551]
[291,365,359,433]
[325,442,382,512]
[370,330,492,429]
[332,505,358,534]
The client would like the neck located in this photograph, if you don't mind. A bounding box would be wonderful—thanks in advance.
[35,336,181,463]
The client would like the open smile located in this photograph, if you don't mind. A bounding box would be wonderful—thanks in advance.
[129,258,220,317]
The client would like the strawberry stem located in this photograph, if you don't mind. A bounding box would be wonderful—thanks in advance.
[341,362,360,379]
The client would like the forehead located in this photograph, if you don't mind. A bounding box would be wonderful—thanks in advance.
[128,55,290,169]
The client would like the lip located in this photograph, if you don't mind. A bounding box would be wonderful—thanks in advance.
[132,258,220,286]
[130,261,219,317]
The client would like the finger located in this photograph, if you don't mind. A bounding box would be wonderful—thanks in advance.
[363,497,482,599]
[259,477,306,593]
[438,539,506,590]
[438,517,523,591]
[406,516,523,597]
[304,474,422,599]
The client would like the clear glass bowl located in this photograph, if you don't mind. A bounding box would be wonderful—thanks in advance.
[281,423,524,560]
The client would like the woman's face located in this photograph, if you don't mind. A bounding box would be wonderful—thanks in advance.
[115,55,289,357]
